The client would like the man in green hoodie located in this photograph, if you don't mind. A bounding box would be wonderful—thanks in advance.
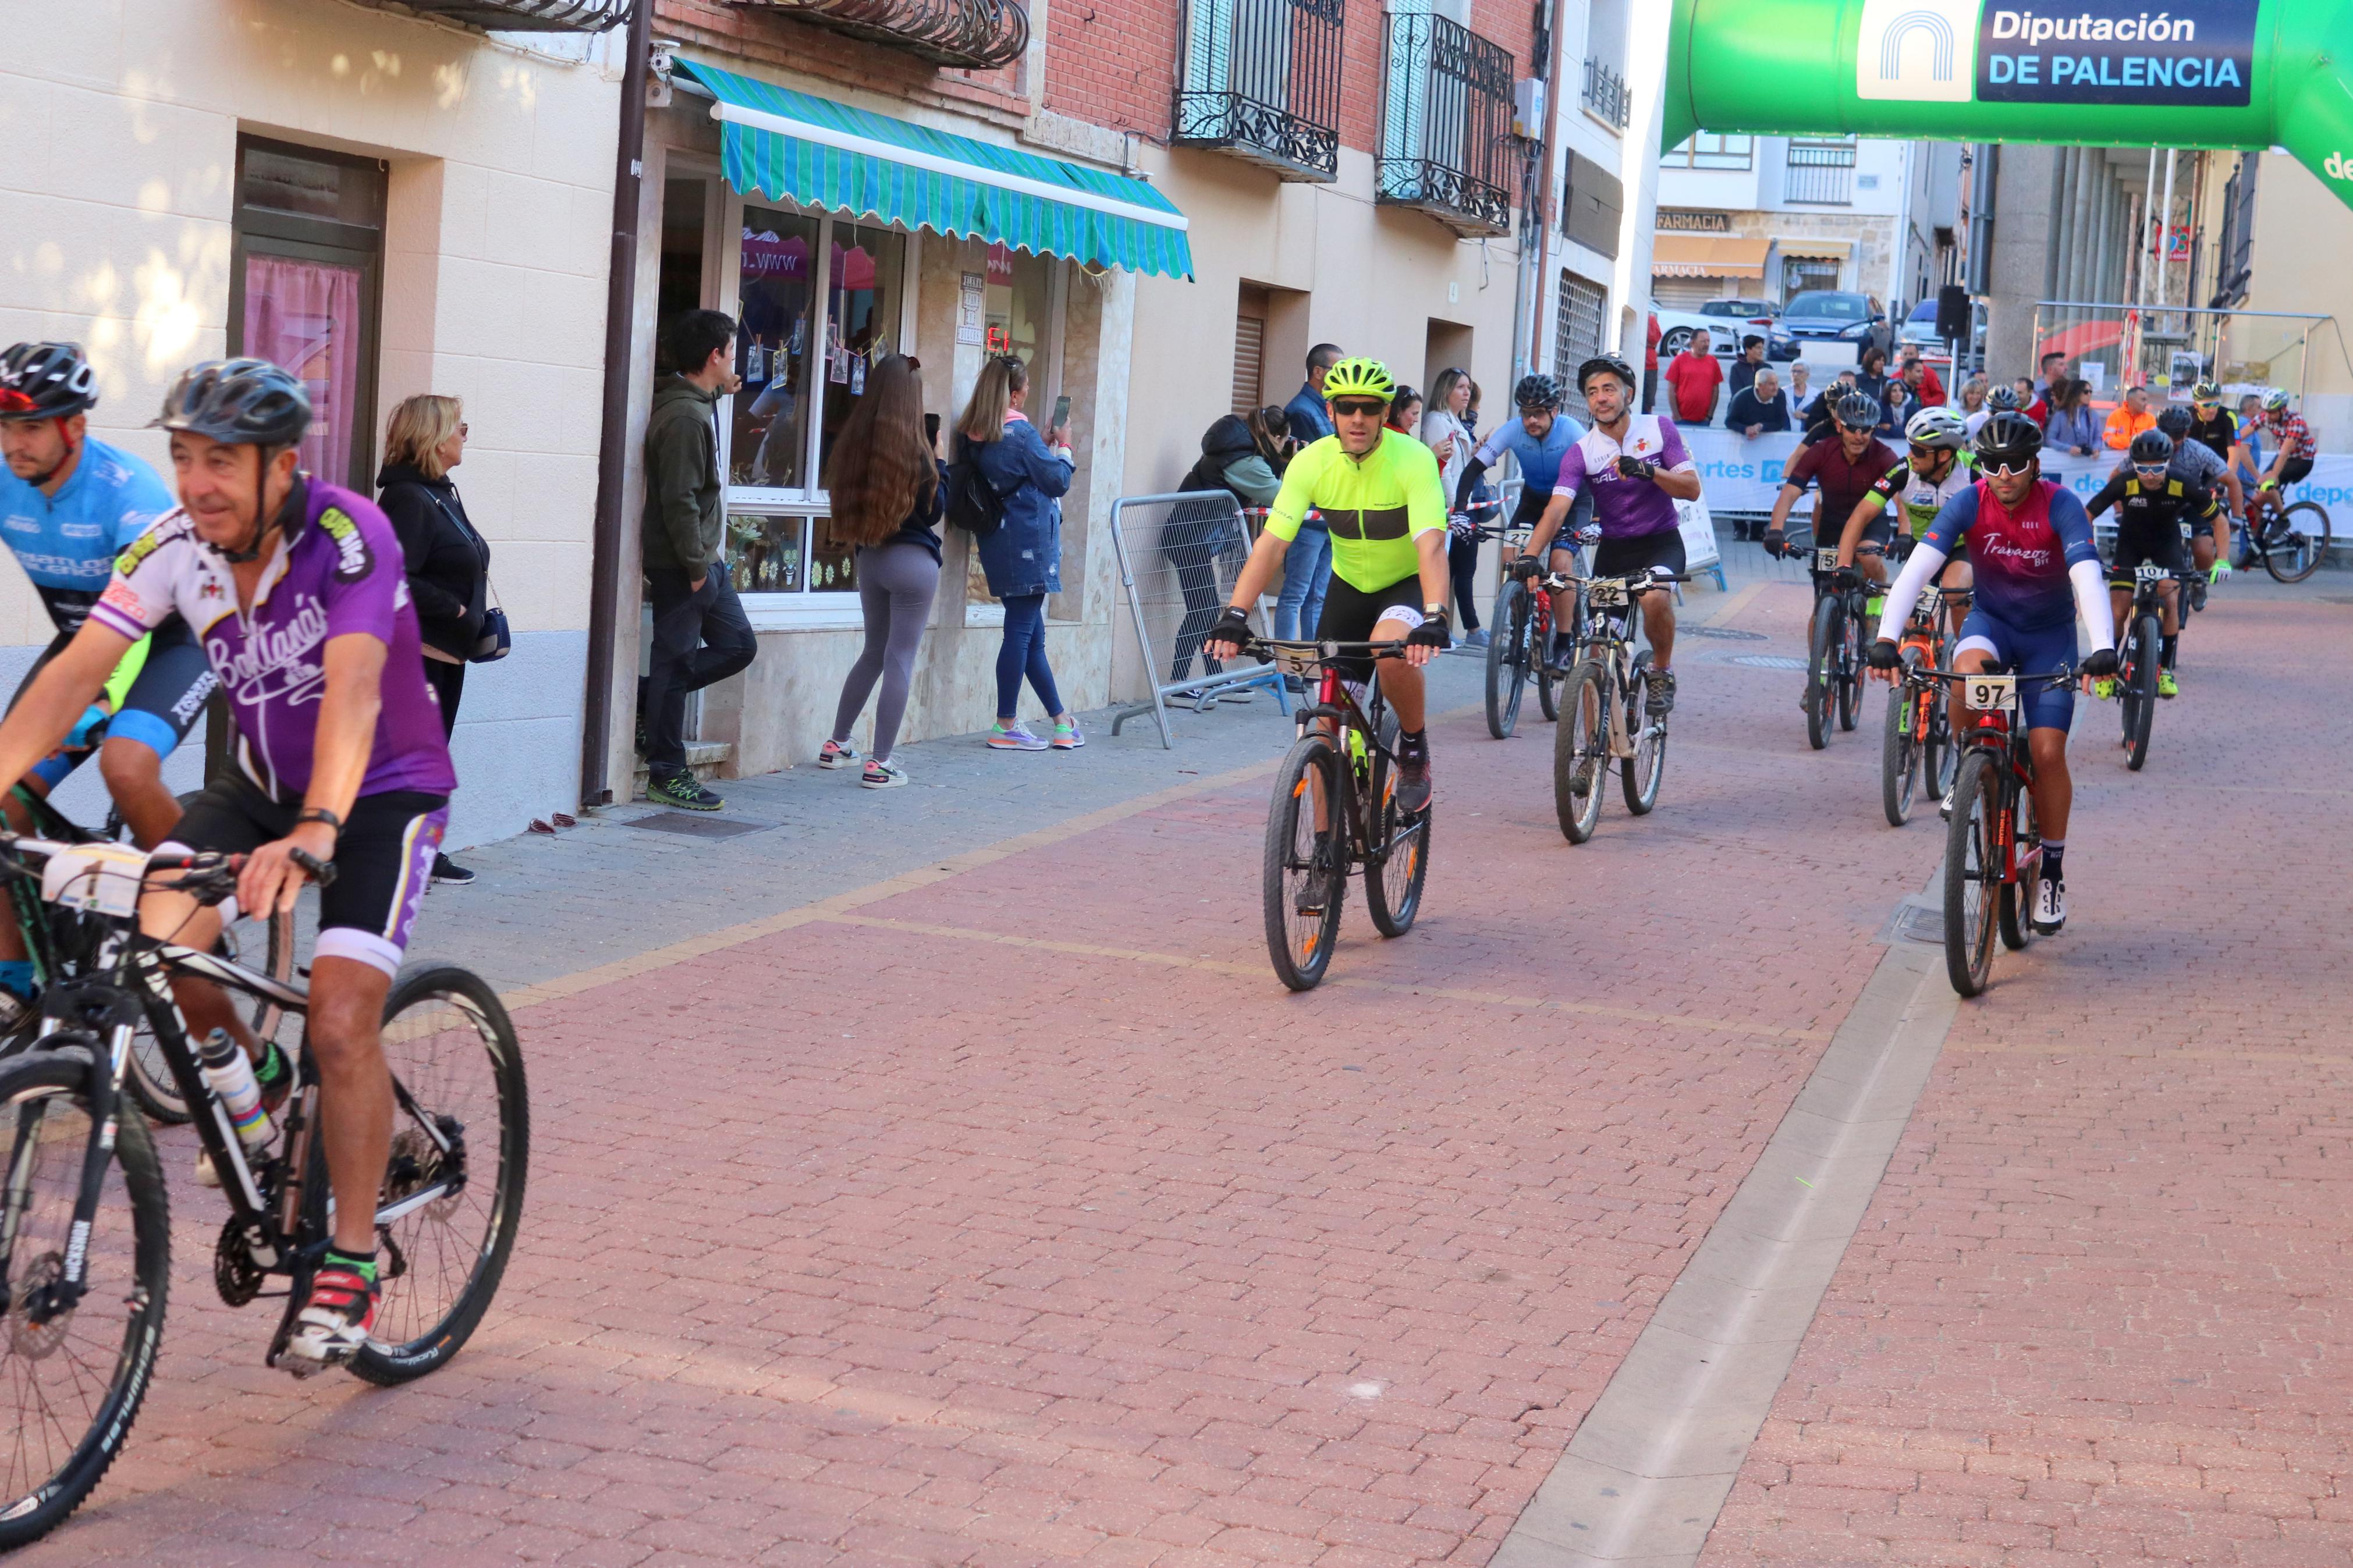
[641,309,756,810]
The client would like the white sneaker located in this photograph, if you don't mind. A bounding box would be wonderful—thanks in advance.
[817,739,861,770]
[861,759,910,790]
[2032,876,2066,934]
[196,1149,221,1189]
[1938,783,1957,821]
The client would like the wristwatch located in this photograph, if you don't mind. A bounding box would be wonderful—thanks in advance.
[1424,603,1447,617]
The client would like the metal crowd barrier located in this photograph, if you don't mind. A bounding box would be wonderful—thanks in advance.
[1106,490,1291,748]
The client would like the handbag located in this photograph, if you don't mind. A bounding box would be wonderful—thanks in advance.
[470,579,512,663]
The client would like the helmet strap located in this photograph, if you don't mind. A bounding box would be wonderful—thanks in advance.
[212,447,296,565]
[19,416,80,493]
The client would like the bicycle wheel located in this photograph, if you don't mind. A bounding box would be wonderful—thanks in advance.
[1998,787,2039,952]
[1363,712,1431,937]
[1484,581,1530,739]
[1881,654,1923,826]
[1942,752,2000,997]
[1922,688,1955,801]
[0,1051,169,1549]
[1554,662,1609,843]
[343,966,529,1385]
[2267,500,2331,583]
[1261,734,1345,991]
[122,907,294,1126]
[1804,598,1836,751]
[1836,599,1865,732]
[2123,611,2159,772]
[1620,651,1666,815]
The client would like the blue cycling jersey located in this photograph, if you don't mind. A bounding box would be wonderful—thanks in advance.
[1470,411,1590,498]
[0,437,178,633]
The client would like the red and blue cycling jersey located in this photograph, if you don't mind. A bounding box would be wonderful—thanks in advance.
[1922,478,2102,632]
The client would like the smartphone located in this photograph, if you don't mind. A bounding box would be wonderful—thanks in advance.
[1052,393,1071,431]
[924,413,941,449]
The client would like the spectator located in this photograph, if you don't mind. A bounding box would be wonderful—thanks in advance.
[1855,344,1890,405]
[1421,368,1484,646]
[1249,404,1298,476]
[1276,344,1340,642]
[641,308,756,813]
[1165,408,1283,687]
[1726,367,1793,436]
[1729,335,1768,401]
[1664,328,1724,424]
[2015,377,2049,425]
[1787,360,1815,416]
[377,392,491,885]
[2043,377,2100,456]
[1879,375,1915,438]
[1896,348,1944,408]
[2103,384,2156,450]
[1644,312,1662,413]
[961,355,1083,753]
[2033,350,2070,400]
[1386,386,1424,437]
[815,355,943,790]
[1957,375,1990,435]
[1182,410,1283,506]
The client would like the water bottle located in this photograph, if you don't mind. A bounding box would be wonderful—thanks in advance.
[197,1029,275,1151]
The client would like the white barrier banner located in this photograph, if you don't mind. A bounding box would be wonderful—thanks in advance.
[1678,423,2353,514]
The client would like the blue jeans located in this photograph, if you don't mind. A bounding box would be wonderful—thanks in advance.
[996,592,1064,720]
[1275,523,1332,641]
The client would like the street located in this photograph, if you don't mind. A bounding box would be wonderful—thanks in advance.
[24,557,2347,1567]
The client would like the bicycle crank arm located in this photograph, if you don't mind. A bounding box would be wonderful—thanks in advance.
[373,1179,462,1226]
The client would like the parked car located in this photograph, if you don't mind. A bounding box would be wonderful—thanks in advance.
[1896,296,1987,371]
[1777,290,1889,358]
[1655,303,1798,364]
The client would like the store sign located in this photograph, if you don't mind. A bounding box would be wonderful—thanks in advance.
[1979,1,2256,106]
[1658,209,1732,233]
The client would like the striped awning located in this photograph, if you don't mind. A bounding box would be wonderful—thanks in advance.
[1652,233,1769,279]
[674,58,1193,279]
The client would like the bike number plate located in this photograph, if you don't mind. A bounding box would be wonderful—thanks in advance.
[1965,674,2018,713]
[1587,579,1628,608]
[1815,548,1841,572]
[1914,586,1943,621]
[2135,562,2169,582]
[41,842,152,918]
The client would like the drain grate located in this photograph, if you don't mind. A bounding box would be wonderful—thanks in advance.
[1729,653,1811,670]
[1681,625,1770,641]
[622,812,775,839]
[1893,902,1945,945]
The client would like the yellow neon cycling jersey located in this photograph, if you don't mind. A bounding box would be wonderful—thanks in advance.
[1264,428,1447,592]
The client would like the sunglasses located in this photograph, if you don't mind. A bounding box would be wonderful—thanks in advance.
[2132,463,2169,478]
[1981,460,2036,478]
[1330,398,1387,418]
[456,422,469,439]
[1908,442,1948,460]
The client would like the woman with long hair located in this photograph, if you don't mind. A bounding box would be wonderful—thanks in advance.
[2042,376,2100,457]
[378,392,490,884]
[817,355,944,788]
[1421,367,1485,645]
[960,355,1081,751]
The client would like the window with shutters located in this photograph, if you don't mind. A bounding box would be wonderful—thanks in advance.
[1233,312,1266,415]
[1552,269,1607,421]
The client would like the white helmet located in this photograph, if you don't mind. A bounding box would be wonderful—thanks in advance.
[1903,406,1969,451]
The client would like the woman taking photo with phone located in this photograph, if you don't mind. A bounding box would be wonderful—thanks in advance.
[960,355,1083,752]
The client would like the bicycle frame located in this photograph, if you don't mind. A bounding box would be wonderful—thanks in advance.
[1258,639,1410,868]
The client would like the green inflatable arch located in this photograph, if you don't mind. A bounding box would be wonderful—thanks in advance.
[1664,0,2353,207]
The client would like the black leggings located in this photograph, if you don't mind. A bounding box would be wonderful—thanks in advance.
[1446,532,1482,632]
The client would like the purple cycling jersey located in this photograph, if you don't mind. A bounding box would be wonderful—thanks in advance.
[1552,414,1695,538]
[92,479,457,801]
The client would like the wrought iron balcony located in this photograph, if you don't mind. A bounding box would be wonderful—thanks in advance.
[1377,12,1514,236]
[1581,55,1630,130]
[729,0,1030,70]
[377,0,629,29]
[1172,0,1344,182]
[1784,140,1857,205]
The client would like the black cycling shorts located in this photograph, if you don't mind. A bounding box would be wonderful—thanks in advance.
[15,621,215,791]
[2277,456,2314,488]
[2108,518,2188,586]
[1313,573,1428,686]
[1522,486,1594,541]
[165,775,448,977]
[1591,529,1688,581]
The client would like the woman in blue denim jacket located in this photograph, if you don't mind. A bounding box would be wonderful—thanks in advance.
[960,355,1082,751]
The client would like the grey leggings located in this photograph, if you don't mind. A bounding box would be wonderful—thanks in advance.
[831,542,941,763]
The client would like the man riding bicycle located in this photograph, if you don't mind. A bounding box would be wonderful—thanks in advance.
[1837,406,1976,632]
[2254,387,2315,499]
[1204,357,1451,809]
[2086,429,2222,699]
[1509,355,1704,714]
[0,358,458,1373]
[1763,392,1898,691]
[0,342,218,1013]
[1869,413,2117,934]
[1454,373,1591,660]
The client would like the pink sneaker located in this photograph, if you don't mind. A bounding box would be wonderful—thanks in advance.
[818,739,861,770]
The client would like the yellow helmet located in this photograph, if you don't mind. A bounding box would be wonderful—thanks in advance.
[1321,357,1396,403]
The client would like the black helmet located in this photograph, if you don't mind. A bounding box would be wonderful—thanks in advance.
[1972,411,2043,471]
[152,358,311,450]
[1514,373,1563,411]
[2154,406,2193,439]
[1577,355,1637,396]
[1833,392,1882,431]
[0,342,97,421]
[1985,384,2024,413]
[2128,428,2176,465]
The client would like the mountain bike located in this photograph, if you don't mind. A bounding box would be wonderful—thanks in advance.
[1792,534,1883,751]
[1485,556,1582,738]
[1924,664,2075,997]
[2109,561,2173,772]
[2237,485,2331,582]
[0,832,528,1549]
[1881,579,1972,826]
[1244,638,1432,991]
[1554,569,1685,844]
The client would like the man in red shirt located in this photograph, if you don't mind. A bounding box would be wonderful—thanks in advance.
[1644,312,1663,413]
[1663,329,1724,425]
[1896,347,1944,407]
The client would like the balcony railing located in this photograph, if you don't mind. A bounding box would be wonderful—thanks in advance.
[371,0,628,28]
[1378,12,1515,236]
[1172,0,1344,182]
[1581,55,1630,130]
[729,0,1030,70]
[1783,140,1857,205]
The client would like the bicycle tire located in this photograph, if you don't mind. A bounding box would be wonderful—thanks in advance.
[1882,652,1923,826]
[1804,599,1836,751]
[1999,785,2039,952]
[1620,650,1666,815]
[123,905,297,1126]
[1554,662,1609,843]
[1836,597,1864,731]
[1485,581,1529,739]
[2267,500,2331,583]
[1362,712,1431,937]
[2124,611,2159,771]
[1943,752,1999,997]
[1261,734,1345,991]
[343,966,529,1385]
[0,1051,169,1549]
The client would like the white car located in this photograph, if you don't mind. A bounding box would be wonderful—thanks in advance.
[1653,304,1797,364]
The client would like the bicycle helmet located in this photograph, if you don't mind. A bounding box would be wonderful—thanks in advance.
[1903,406,1969,451]
[1319,357,1396,404]
[1513,373,1563,411]
[2263,386,2292,413]
[1832,392,1882,431]
[2128,428,2175,465]
[154,358,312,449]
[1984,384,2024,413]
[2189,379,2223,403]
[1577,355,1638,396]
[2154,406,2193,440]
[1971,410,2043,470]
[0,342,98,422]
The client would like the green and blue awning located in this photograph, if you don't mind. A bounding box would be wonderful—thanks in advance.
[673,58,1193,279]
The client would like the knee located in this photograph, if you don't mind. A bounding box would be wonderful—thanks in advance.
[305,998,379,1073]
[98,741,161,799]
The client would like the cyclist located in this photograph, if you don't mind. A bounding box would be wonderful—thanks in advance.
[1455,374,1591,662]
[1203,357,1451,809]
[2086,429,2221,699]
[2182,381,2238,465]
[2252,386,2315,506]
[1762,392,1898,692]
[2107,406,2237,596]
[0,342,218,1013]
[1837,406,1975,634]
[1868,413,2117,934]
[1510,354,1704,714]
[0,358,457,1373]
